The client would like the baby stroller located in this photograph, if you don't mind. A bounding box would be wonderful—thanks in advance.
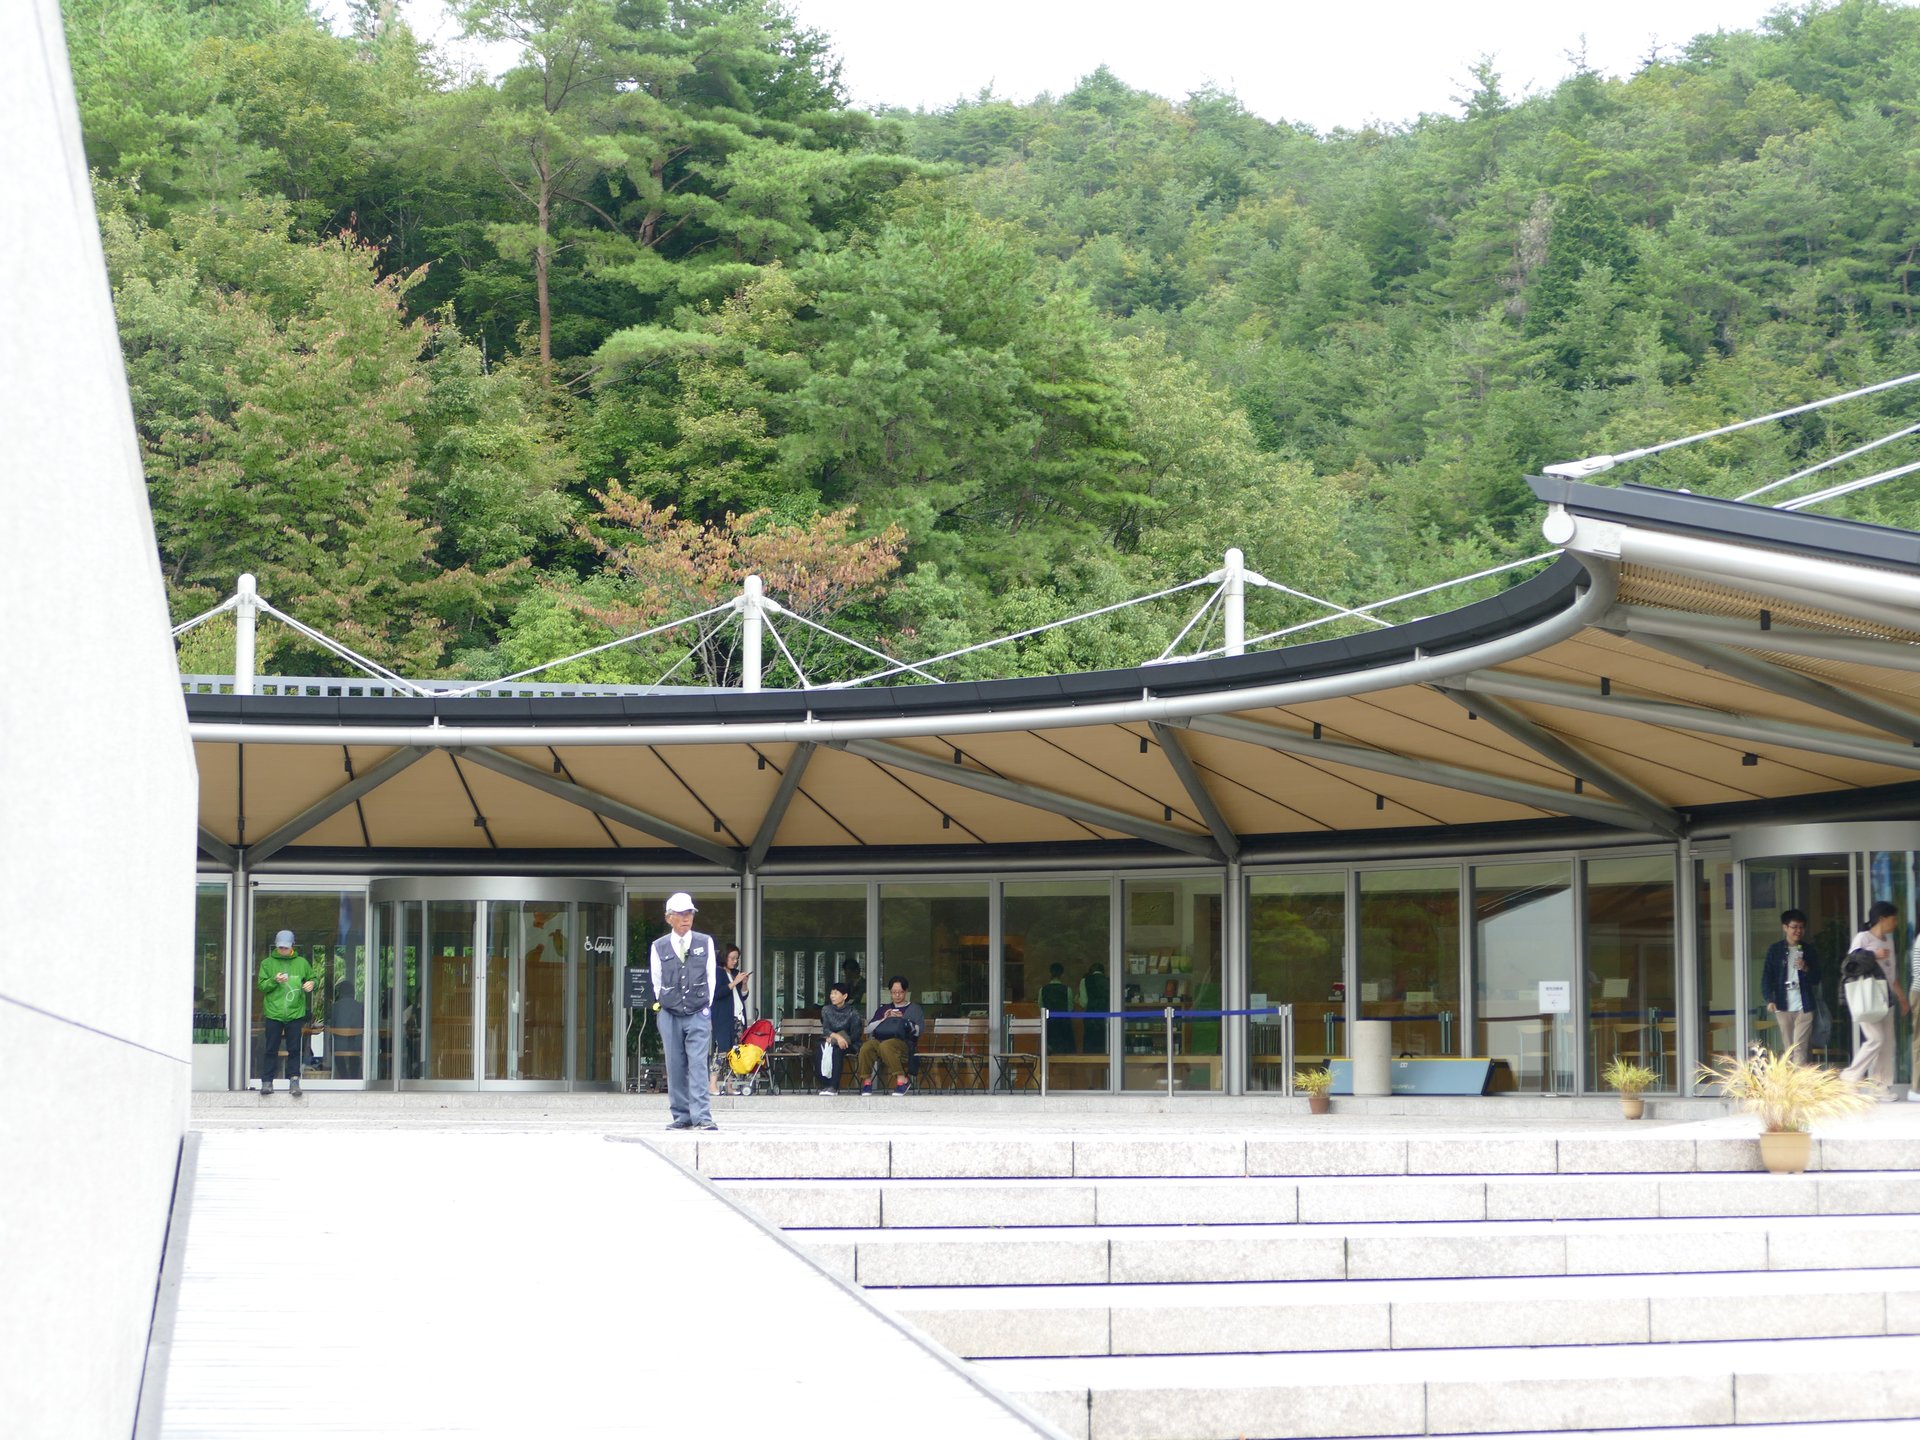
[722,1018,778,1096]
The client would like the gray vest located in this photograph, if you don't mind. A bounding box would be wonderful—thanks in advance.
[652,932,714,1016]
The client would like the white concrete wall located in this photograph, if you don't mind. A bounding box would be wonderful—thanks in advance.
[0,4,198,1436]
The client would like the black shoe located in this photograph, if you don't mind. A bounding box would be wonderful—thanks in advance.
[664,1119,692,1130]
[698,1120,719,1131]
[259,1084,273,1098]
[289,1079,302,1098]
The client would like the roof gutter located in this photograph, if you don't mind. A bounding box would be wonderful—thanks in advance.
[188,564,1618,749]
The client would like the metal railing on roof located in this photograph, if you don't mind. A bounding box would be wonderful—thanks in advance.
[177,675,737,699]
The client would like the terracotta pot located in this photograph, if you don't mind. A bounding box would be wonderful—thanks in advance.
[1308,1093,1330,1115]
[1620,1095,1644,1120]
[1759,1129,1813,1174]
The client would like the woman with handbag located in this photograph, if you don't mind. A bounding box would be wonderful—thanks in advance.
[1840,902,1908,1097]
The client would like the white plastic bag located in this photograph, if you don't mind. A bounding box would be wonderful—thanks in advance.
[819,1041,833,1078]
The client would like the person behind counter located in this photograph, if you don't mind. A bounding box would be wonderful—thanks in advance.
[257,929,315,1098]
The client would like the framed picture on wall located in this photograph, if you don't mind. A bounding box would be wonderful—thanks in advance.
[1129,888,1176,928]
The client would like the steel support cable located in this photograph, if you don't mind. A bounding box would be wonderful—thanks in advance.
[828,574,1219,688]
[1154,582,1227,662]
[435,600,736,697]
[170,593,239,638]
[1737,422,1920,503]
[1778,455,1920,512]
[1187,552,1558,660]
[763,600,945,684]
[1544,368,1920,479]
[1243,570,1393,628]
[252,599,423,693]
[758,609,812,689]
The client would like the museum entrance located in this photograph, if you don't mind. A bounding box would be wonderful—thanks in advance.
[369,878,622,1090]
[1734,825,1920,1088]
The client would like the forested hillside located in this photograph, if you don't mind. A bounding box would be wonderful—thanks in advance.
[67,0,1920,682]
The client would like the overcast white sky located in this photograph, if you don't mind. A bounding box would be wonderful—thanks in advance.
[346,0,1808,132]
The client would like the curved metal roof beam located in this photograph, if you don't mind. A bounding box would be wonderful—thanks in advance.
[835,738,1222,860]
[1149,722,1242,859]
[461,747,743,872]
[1609,630,1920,745]
[1182,713,1653,833]
[1604,605,1920,675]
[243,746,430,865]
[1428,688,1684,837]
[1450,673,1920,773]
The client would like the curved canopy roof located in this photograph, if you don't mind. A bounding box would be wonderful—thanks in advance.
[189,480,1920,871]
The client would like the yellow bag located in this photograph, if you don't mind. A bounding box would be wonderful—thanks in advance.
[727,1042,765,1076]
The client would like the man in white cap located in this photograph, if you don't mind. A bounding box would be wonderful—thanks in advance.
[650,893,718,1130]
[257,929,316,1098]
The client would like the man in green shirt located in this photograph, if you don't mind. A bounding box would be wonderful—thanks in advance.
[258,929,317,1097]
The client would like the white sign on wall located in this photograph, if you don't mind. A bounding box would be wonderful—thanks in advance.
[1539,980,1572,1014]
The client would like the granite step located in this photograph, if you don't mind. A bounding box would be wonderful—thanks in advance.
[797,1212,1920,1287]
[872,1266,1920,1358]
[660,1130,1920,1180]
[718,1169,1920,1229]
[979,1332,1920,1440]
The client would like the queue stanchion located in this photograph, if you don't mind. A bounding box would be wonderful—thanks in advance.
[1040,1006,1049,1098]
[1164,1006,1176,1097]
[1281,1004,1295,1097]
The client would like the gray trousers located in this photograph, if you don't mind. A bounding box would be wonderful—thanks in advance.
[660,1008,713,1126]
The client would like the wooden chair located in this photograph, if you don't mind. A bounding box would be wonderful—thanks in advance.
[325,1026,364,1080]
[993,1016,1042,1092]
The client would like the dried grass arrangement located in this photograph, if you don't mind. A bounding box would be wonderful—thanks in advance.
[1695,1045,1876,1134]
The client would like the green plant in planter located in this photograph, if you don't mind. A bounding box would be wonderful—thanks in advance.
[1602,1058,1658,1097]
[1696,1046,1874,1134]
[1293,1068,1334,1096]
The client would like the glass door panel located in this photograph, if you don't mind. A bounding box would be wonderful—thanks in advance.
[1003,880,1110,1092]
[1743,853,1850,1068]
[1248,873,1346,1091]
[487,901,570,1082]
[1584,856,1677,1091]
[1473,862,1574,1094]
[1868,851,1916,1090]
[1120,876,1222,1091]
[577,902,616,1085]
[409,900,477,1083]
[1357,867,1461,1059]
[1696,858,1736,1068]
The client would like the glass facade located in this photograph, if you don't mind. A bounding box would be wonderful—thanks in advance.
[1584,856,1677,1091]
[1358,867,1460,1059]
[1120,875,1222,1091]
[879,883,988,1023]
[1744,853,1851,1067]
[1004,879,1111,1090]
[1695,857,1735,1066]
[249,888,369,1085]
[1473,862,1574,1094]
[1247,873,1344,1090]
[193,883,227,1047]
[761,884,866,1021]
[198,835,1920,1095]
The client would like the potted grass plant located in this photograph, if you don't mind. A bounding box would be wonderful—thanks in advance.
[1294,1067,1334,1115]
[1696,1045,1876,1174]
[1603,1057,1658,1119]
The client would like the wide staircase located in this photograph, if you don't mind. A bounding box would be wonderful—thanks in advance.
[675,1126,1920,1440]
